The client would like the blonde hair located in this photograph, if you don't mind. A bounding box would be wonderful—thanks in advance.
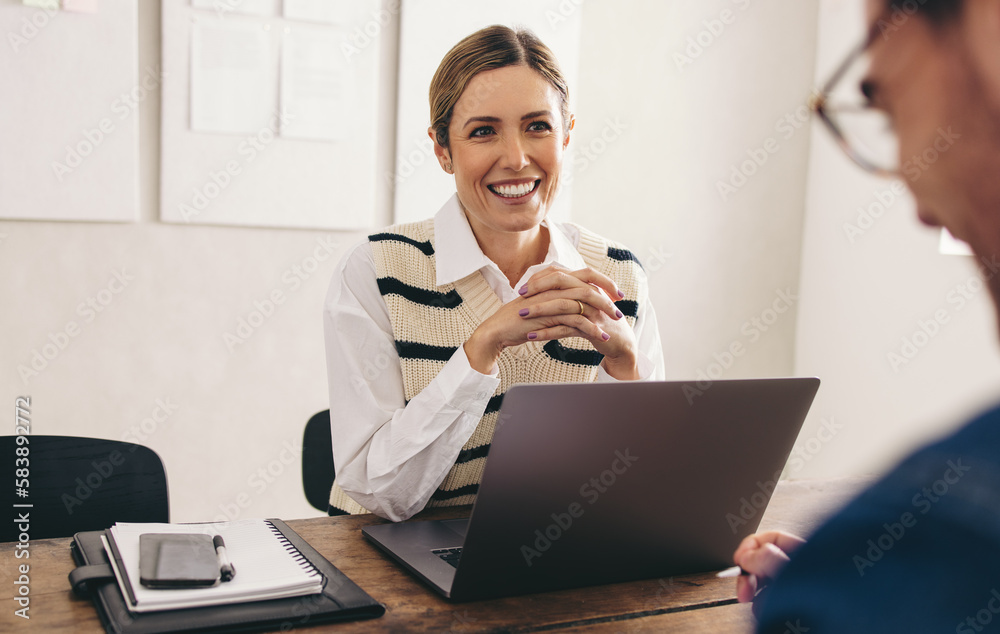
[429,25,570,148]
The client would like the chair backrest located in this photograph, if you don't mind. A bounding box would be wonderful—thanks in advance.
[302,410,335,512]
[2,435,168,541]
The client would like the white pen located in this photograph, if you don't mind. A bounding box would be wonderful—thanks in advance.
[716,565,750,578]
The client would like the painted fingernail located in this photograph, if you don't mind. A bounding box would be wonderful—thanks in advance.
[519,285,528,295]
[528,332,538,340]
[518,308,530,317]
[617,289,625,299]
[601,332,611,341]
[615,310,623,319]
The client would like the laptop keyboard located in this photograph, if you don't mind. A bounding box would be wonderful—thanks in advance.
[432,547,462,568]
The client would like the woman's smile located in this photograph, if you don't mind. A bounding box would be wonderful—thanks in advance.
[486,178,541,202]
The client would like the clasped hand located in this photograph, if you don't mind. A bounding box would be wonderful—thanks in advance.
[464,265,639,380]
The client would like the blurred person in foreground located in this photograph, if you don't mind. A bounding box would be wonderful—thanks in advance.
[734,0,1000,631]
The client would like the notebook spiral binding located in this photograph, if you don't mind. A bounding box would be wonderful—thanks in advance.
[266,520,323,580]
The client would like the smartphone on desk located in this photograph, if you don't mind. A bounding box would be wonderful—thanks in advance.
[139,533,220,588]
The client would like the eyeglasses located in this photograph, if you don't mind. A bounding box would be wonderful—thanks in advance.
[810,26,899,177]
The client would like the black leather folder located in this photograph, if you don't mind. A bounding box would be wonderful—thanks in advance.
[69,519,385,633]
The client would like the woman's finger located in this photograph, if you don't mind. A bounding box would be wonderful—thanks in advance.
[526,319,608,344]
[522,283,623,321]
[521,267,625,306]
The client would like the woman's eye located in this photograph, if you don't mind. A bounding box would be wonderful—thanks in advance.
[527,121,552,132]
[470,126,494,138]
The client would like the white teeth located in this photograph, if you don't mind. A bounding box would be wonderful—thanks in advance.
[491,181,538,198]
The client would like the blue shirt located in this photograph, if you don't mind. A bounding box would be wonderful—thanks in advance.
[756,403,1000,633]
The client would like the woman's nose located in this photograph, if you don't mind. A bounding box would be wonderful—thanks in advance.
[499,135,530,171]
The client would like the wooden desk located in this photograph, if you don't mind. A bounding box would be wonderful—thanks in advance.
[0,477,868,632]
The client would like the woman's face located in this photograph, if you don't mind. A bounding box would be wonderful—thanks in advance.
[436,64,570,238]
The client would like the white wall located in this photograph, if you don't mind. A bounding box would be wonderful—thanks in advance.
[574,1,819,383]
[792,0,1000,480]
[0,1,400,523]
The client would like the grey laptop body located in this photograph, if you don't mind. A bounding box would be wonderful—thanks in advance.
[362,377,820,601]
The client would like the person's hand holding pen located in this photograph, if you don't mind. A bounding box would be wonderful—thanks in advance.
[729,530,806,604]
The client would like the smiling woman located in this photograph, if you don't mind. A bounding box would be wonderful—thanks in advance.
[321,25,665,521]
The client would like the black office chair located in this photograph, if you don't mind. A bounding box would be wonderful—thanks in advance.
[2,435,168,542]
[301,410,336,512]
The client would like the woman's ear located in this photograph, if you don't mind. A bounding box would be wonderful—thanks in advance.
[563,115,575,149]
[428,127,454,174]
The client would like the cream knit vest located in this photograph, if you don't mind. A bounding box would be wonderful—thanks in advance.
[328,219,646,515]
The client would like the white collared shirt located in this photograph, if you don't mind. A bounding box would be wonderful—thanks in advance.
[323,194,664,521]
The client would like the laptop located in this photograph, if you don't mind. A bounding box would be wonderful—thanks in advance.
[362,377,820,601]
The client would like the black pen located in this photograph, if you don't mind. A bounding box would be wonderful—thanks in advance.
[213,535,236,582]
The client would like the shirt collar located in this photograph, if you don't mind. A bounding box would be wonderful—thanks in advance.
[433,193,586,287]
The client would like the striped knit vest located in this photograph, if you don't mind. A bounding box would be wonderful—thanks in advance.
[328,219,646,515]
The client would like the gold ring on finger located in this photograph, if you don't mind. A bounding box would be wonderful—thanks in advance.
[577,300,585,315]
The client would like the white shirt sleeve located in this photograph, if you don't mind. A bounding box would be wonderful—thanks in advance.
[597,269,666,382]
[323,241,500,522]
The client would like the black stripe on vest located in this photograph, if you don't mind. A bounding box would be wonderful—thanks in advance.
[607,247,644,269]
[455,443,490,465]
[395,341,458,362]
[615,299,639,319]
[542,340,604,367]
[431,483,479,501]
[376,277,463,309]
[484,394,504,415]
[369,232,434,256]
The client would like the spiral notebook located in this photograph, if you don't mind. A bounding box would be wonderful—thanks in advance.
[104,519,324,613]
